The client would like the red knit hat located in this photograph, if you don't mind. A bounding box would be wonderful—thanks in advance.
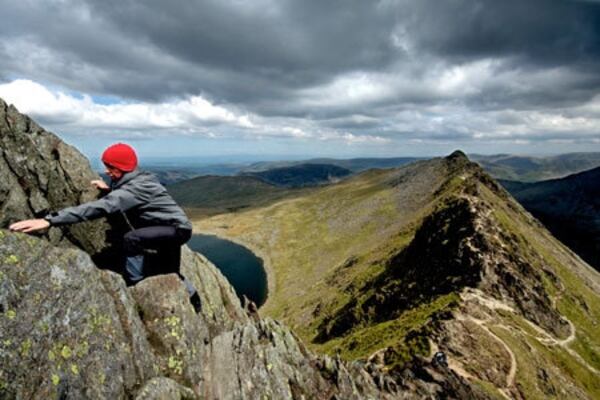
[101,143,138,172]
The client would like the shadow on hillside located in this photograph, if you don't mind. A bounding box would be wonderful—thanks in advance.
[313,197,482,344]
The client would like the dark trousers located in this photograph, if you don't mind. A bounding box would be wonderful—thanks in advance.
[123,226,192,287]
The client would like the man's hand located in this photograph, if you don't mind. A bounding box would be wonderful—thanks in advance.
[91,179,110,191]
[9,219,50,233]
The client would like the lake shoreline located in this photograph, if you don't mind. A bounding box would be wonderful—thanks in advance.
[190,226,274,309]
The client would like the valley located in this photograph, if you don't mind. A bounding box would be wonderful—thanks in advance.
[501,167,600,272]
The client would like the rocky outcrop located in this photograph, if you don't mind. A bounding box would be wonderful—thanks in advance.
[0,97,116,261]
[0,229,411,399]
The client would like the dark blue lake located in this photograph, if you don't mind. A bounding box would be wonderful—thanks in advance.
[188,234,268,307]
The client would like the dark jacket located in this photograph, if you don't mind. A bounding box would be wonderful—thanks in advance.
[45,169,192,230]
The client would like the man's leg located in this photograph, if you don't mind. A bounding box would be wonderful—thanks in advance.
[123,226,182,284]
[123,226,201,312]
[171,228,202,312]
[125,254,145,286]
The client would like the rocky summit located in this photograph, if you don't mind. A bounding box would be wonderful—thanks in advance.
[0,100,488,398]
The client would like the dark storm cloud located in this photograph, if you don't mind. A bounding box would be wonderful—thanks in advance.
[1,0,600,149]
[0,0,400,104]
[404,0,600,66]
[89,1,397,73]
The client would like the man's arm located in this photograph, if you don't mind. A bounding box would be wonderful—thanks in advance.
[9,185,143,233]
[44,187,142,226]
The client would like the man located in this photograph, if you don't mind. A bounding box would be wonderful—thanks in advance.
[9,143,202,312]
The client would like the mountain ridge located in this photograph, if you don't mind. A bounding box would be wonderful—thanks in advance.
[198,148,600,398]
[472,153,600,182]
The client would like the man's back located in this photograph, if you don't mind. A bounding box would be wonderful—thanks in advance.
[116,170,192,230]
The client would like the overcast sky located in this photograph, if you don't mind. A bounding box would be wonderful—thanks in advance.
[1,0,600,161]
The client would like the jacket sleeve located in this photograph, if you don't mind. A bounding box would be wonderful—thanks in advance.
[44,188,144,226]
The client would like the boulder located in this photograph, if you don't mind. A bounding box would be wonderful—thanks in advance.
[0,229,407,399]
[0,97,119,265]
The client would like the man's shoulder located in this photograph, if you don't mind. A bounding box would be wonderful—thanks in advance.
[124,170,158,184]
[135,170,159,180]
[126,170,167,193]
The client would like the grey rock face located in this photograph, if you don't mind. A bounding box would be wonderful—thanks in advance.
[0,97,111,257]
[135,377,197,400]
[0,230,155,399]
[0,230,406,399]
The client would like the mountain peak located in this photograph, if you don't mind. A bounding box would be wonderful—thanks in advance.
[446,149,469,161]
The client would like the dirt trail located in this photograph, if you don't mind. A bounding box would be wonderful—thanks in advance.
[460,288,576,346]
[461,288,600,378]
[459,290,518,386]
[454,312,517,392]
[461,289,514,313]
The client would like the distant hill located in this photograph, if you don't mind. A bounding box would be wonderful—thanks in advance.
[108,152,600,187]
[471,152,600,182]
[500,166,600,271]
[146,169,200,186]
[241,156,421,173]
[101,170,199,186]
[167,175,306,218]
[242,163,352,187]
[100,165,247,186]
[140,163,250,184]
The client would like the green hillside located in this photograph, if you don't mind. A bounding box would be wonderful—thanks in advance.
[242,163,352,187]
[194,152,600,398]
[168,174,308,217]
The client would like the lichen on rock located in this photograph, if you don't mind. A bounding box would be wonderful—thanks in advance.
[0,228,421,399]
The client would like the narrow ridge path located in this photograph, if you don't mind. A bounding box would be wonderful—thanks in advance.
[461,289,600,378]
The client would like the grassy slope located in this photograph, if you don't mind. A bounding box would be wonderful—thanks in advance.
[168,175,309,218]
[479,183,600,398]
[191,154,600,398]
[194,158,452,332]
